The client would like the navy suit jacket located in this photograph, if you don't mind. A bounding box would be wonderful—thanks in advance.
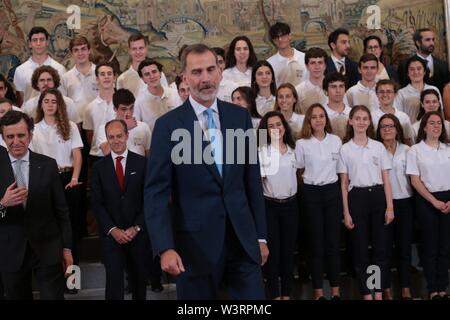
[91,151,147,237]
[325,56,361,88]
[0,149,72,272]
[144,99,266,275]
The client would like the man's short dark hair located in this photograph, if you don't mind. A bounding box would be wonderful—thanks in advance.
[328,28,349,50]
[137,59,163,78]
[358,53,378,67]
[0,110,34,135]
[28,26,49,41]
[128,33,148,47]
[323,72,348,91]
[105,119,128,136]
[413,28,433,48]
[95,62,117,77]
[212,47,225,59]
[180,44,217,72]
[113,89,135,109]
[269,22,291,40]
[376,79,398,93]
[305,47,328,65]
[0,97,13,106]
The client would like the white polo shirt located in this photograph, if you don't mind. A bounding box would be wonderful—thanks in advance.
[13,56,66,103]
[324,104,351,140]
[338,138,392,190]
[406,140,450,193]
[97,120,152,157]
[412,120,450,141]
[255,94,275,116]
[22,94,79,123]
[371,107,414,140]
[116,65,169,98]
[30,120,83,168]
[216,78,238,103]
[82,95,116,156]
[134,86,182,131]
[286,112,304,139]
[295,79,328,114]
[295,133,342,186]
[222,67,252,87]
[346,81,379,110]
[324,103,351,119]
[267,48,308,87]
[60,63,98,121]
[387,142,413,200]
[259,144,298,199]
[395,84,442,123]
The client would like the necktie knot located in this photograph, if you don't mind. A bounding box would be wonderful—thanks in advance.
[116,156,124,162]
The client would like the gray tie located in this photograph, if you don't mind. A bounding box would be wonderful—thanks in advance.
[14,159,26,188]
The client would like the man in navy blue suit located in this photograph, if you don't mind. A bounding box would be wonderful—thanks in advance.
[325,28,360,88]
[144,44,269,300]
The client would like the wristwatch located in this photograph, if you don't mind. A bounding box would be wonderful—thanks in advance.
[134,225,141,232]
[0,202,6,219]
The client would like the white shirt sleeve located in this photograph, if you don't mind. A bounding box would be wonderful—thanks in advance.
[380,145,393,170]
[142,122,152,151]
[70,122,84,150]
[295,141,305,169]
[13,67,26,92]
[337,147,348,174]
[82,104,94,130]
[406,146,420,176]
[96,124,107,152]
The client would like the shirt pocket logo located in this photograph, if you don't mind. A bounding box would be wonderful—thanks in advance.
[372,156,380,166]
[332,152,339,161]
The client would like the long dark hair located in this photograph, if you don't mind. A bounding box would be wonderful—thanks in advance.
[417,88,441,121]
[257,111,295,149]
[343,105,375,143]
[36,88,71,141]
[225,36,257,69]
[231,86,261,119]
[376,113,405,144]
[0,74,17,105]
[416,111,448,143]
[251,60,277,97]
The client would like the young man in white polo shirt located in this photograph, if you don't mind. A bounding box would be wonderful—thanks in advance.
[22,65,78,123]
[295,47,328,114]
[267,22,308,87]
[97,89,151,158]
[116,34,168,97]
[134,59,181,131]
[83,62,117,162]
[61,36,98,123]
[372,79,413,145]
[346,54,379,111]
[13,26,66,105]
[323,72,351,140]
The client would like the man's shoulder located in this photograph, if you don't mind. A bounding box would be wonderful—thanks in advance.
[92,155,110,171]
[30,151,57,167]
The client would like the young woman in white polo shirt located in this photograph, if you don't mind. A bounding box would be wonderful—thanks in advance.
[376,113,414,300]
[31,88,83,269]
[258,110,299,300]
[251,61,276,117]
[412,89,450,140]
[222,36,257,87]
[296,103,342,300]
[406,111,450,300]
[338,105,394,300]
[274,83,304,140]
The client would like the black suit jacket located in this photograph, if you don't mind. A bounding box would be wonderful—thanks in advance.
[397,54,449,94]
[325,56,361,88]
[91,151,147,237]
[0,149,72,272]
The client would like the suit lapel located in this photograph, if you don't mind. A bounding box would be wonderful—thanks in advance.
[181,101,223,185]
[124,152,134,192]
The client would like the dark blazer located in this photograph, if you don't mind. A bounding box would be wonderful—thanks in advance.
[325,56,361,88]
[91,151,147,236]
[397,54,449,93]
[0,149,72,272]
[385,63,399,83]
[144,99,267,275]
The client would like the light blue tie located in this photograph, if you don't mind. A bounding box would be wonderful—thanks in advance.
[14,159,26,188]
[204,108,222,176]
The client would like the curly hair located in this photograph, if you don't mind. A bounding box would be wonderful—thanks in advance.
[35,88,71,141]
[31,65,60,91]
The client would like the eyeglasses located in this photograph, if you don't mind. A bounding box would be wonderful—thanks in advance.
[380,124,395,130]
